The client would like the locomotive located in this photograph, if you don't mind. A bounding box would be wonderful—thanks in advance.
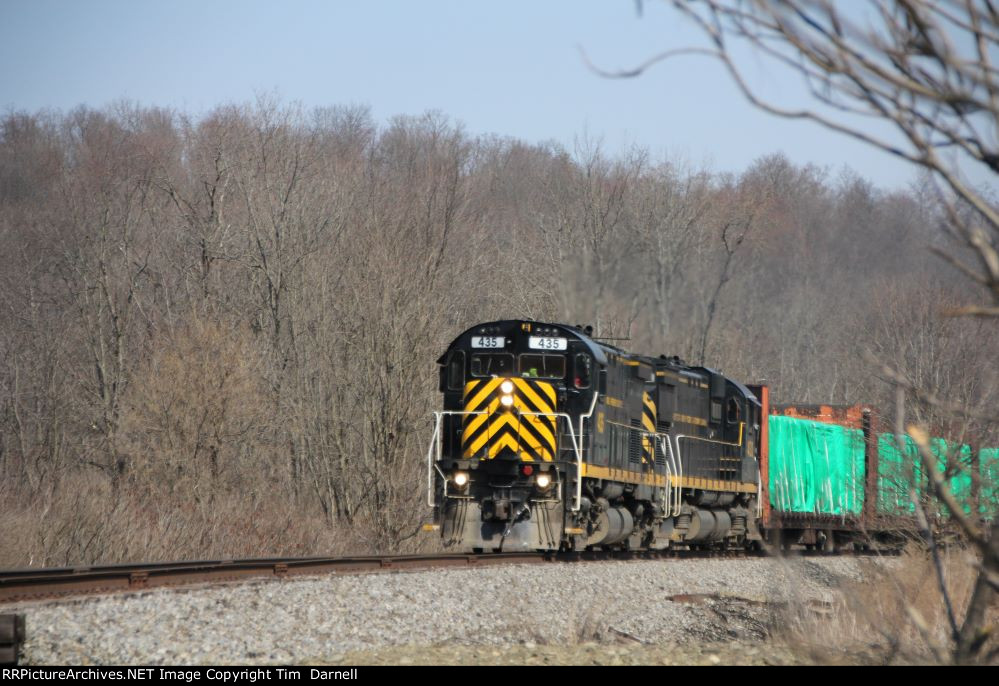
[426,320,764,552]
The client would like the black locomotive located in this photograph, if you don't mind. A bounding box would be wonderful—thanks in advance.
[427,320,764,552]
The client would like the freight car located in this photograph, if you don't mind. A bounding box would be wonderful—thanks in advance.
[426,320,764,552]
[763,403,997,550]
[425,320,997,553]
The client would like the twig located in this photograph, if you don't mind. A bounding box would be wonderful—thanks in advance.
[913,491,960,642]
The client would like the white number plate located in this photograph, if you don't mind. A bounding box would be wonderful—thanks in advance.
[528,336,567,351]
[471,336,504,348]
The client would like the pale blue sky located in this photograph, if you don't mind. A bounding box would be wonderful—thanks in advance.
[0,0,987,190]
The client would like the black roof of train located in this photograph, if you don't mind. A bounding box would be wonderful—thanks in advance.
[439,320,610,365]
[439,320,759,405]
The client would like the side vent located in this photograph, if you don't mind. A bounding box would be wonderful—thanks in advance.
[628,418,642,464]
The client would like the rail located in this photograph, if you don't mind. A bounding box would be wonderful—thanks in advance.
[0,553,543,605]
[0,545,894,606]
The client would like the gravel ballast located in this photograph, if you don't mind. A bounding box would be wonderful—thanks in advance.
[6,556,886,665]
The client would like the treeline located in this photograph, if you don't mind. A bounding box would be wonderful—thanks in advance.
[0,100,994,565]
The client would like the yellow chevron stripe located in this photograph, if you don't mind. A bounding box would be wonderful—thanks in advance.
[475,414,552,462]
[512,378,553,414]
[466,411,517,456]
[468,410,555,462]
[510,419,552,461]
[511,397,556,451]
[463,379,481,399]
[605,397,623,408]
[642,393,656,464]
[487,431,522,459]
[460,377,558,462]
[464,377,504,412]
[536,380,556,406]
[462,396,501,443]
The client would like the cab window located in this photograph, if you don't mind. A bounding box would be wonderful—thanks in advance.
[574,354,592,388]
[727,397,741,423]
[447,351,465,390]
[518,354,565,379]
[471,353,514,377]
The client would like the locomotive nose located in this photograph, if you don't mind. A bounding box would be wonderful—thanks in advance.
[460,376,557,462]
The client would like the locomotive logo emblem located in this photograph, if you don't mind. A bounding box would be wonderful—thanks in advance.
[461,377,557,461]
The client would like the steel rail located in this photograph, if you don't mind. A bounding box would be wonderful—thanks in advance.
[0,546,896,606]
[0,553,548,605]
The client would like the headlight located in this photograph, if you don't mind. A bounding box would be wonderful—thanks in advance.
[500,394,514,407]
[453,471,469,488]
[501,380,514,394]
[536,473,551,490]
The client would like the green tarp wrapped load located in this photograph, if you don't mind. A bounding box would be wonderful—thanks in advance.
[767,414,998,520]
[877,434,976,516]
[767,416,865,515]
[877,433,920,514]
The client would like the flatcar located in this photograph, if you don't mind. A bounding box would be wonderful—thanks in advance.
[426,320,764,552]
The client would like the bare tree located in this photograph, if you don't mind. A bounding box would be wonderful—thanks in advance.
[618,1,998,317]
[635,159,712,345]
[613,0,998,663]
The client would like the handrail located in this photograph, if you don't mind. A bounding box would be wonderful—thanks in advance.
[577,392,600,512]
[658,434,682,516]
[757,460,763,518]
[657,435,673,516]
[425,394,599,513]
[674,435,690,515]
[662,455,672,516]
[426,410,486,507]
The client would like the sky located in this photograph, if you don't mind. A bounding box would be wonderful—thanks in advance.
[0,0,989,191]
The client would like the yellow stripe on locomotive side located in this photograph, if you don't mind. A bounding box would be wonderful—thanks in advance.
[580,464,757,493]
[674,413,708,427]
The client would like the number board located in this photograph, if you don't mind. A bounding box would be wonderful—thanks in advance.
[528,336,567,351]
[471,336,504,349]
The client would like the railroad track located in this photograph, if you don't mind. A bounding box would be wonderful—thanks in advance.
[0,547,893,606]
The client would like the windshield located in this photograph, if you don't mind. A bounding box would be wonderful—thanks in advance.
[470,353,515,377]
[518,354,565,379]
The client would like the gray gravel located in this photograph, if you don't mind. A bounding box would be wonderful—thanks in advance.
[6,556,886,665]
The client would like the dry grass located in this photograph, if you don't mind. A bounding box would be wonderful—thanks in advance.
[780,546,999,664]
[0,475,399,568]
